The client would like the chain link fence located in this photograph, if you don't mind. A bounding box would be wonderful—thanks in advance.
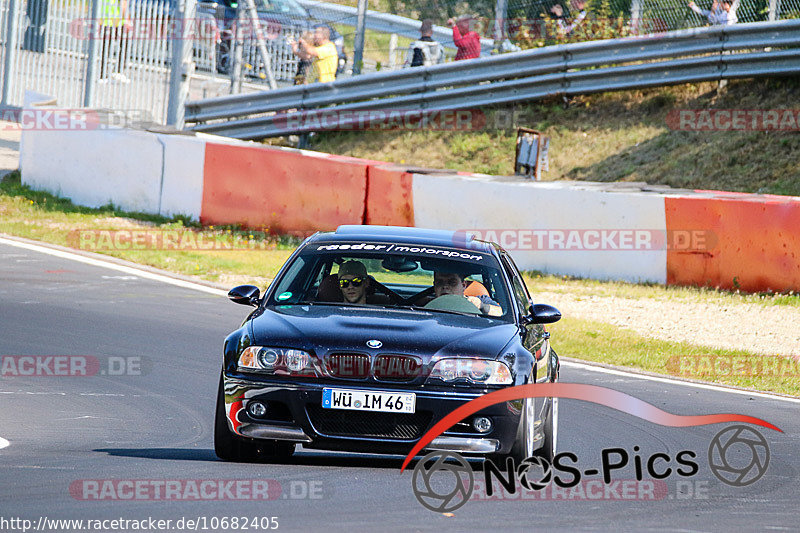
[0,0,795,125]
[286,0,800,76]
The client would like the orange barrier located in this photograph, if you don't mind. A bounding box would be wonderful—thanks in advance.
[364,164,414,227]
[666,195,800,292]
[201,143,368,233]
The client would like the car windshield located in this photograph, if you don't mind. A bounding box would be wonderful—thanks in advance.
[266,242,514,322]
[255,0,308,16]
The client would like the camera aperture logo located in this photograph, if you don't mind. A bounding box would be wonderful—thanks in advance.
[412,452,474,513]
[708,425,770,487]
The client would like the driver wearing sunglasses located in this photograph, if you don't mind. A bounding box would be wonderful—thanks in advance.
[337,260,371,304]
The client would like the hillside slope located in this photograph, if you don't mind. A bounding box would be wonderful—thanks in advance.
[308,77,800,196]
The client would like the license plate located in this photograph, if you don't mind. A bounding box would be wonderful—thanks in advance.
[322,388,416,414]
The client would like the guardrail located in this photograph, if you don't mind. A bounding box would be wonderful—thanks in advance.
[296,0,495,53]
[185,19,800,139]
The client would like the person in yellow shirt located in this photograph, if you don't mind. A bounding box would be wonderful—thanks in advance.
[99,0,131,82]
[292,26,338,83]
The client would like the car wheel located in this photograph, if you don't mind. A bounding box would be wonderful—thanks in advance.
[510,393,537,464]
[214,373,296,462]
[533,397,557,463]
[533,354,559,462]
[214,373,254,461]
[489,375,536,468]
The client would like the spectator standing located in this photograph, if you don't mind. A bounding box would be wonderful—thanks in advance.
[291,26,338,83]
[549,0,588,36]
[688,0,740,25]
[404,19,444,67]
[291,30,315,84]
[99,0,131,82]
[447,16,481,61]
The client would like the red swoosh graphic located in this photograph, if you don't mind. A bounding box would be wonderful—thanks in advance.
[400,383,781,472]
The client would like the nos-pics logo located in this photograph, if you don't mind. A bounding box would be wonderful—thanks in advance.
[412,425,770,513]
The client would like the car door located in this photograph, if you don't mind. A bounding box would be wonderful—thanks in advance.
[499,251,550,428]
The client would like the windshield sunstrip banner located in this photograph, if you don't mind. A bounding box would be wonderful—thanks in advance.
[313,243,487,262]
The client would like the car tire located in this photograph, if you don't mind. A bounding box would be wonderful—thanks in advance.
[509,394,537,464]
[533,397,557,463]
[488,374,536,468]
[214,373,296,462]
[533,352,559,463]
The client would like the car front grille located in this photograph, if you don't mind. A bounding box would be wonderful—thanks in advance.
[373,354,422,382]
[326,353,371,379]
[305,405,432,440]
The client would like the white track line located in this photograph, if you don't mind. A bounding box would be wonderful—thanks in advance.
[0,236,226,296]
[563,360,800,405]
[0,437,9,449]
[3,235,799,405]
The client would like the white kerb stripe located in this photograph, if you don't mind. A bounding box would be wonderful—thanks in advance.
[562,360,800,405]
[0,237,227,297]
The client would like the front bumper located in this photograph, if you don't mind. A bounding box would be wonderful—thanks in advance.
[222,373,522,455]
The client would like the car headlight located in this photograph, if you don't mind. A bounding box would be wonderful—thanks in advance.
[238,346,316,376]
[428,358,512,385]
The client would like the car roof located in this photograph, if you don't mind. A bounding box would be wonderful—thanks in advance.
[307,225,498,255]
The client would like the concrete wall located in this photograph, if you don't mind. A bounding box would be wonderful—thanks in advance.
[19,120,800,292]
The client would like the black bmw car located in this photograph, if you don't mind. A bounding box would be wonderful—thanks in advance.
[215,225,560,464]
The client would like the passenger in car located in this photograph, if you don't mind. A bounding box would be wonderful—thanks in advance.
[432,271,503,316]
[337,260,371,304]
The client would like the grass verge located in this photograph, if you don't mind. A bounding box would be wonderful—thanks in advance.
[549,316,800,396]
[2,171,798,396]
[310,78,800,195]
[0,171,295,288]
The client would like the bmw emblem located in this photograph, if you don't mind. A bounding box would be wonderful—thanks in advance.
[366,339,383,349]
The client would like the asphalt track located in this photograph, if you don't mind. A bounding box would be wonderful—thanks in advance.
[1,237,799,532]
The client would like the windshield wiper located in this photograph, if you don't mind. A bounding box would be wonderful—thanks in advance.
[276,301,363,307]
[387,304,479,317]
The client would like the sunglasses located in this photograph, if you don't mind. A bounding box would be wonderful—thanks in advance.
[339,277,364,288]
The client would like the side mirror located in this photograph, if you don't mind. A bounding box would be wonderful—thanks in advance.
[525,303,561,324]
[228,285,260,306]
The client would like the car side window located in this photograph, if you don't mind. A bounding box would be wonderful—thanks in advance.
[500,254,529,315]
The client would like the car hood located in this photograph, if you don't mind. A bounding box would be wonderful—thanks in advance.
[249,304,517,361]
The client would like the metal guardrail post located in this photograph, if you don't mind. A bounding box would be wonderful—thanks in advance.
[82,0,102,107]
[242,0,276,89]
[167,0,198,127]
[1,0,20,106]
[493,0,507,51]
[631,0,643,35]
[230,1,245,94]
[352,0,367,75]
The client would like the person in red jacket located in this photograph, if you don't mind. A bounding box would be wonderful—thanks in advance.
[447,16,481,60]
